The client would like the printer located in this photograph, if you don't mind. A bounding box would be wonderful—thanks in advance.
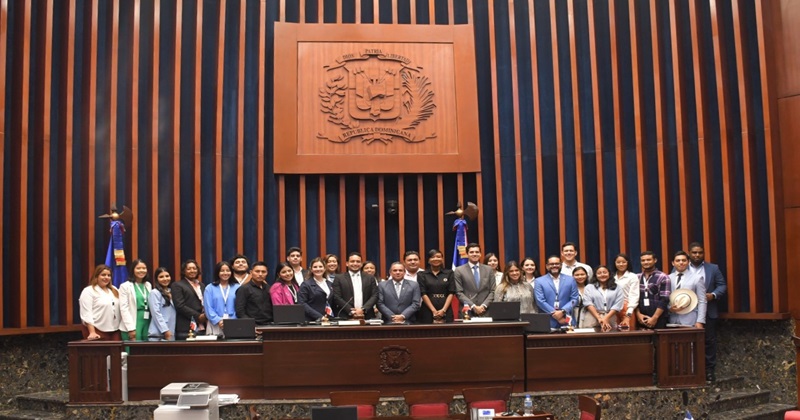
[155,382,219,420]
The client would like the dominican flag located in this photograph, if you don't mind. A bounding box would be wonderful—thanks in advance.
[189,316,197,333]
[684,410,694,420]
[104,220,129,287]
[451,218,469,269]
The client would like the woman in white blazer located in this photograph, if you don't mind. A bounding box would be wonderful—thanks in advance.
[118,259,152,341]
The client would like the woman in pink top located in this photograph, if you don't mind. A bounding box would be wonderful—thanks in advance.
[270,262,300,305]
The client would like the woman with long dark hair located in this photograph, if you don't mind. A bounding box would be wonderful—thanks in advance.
[582,265,624,332]
[148,267,176,341]
[270,261,301,305]
[203,261,240,335]
[79,264,122,340]
[119,258,152,341]
[494,261,538,314]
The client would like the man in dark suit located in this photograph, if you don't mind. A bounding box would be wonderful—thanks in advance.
[378,262,421,324]
[453,243,495,316]
[332,251,379,319]
[689,242,727,382]
[286,247,310,286]
[172,259,206,340]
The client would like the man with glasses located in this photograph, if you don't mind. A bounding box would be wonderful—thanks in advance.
[534,255,579,329]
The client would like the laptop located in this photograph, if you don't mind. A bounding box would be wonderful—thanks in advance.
[487,301,521,321]
[274,304,306,325]
[311,406,357,420]
[521,313,552,333]
[222,318,256,340]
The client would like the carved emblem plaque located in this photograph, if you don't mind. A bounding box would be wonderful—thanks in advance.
[379,345,412,374]
[273,23,480,174]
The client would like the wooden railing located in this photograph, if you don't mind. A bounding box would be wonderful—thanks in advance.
[67,340,123,404]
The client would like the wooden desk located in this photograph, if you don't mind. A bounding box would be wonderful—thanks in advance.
[525,330,654,391]
[258,322,526,398]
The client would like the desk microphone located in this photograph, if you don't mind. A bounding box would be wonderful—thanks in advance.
[500,375,516,416]
[336,297,354,320]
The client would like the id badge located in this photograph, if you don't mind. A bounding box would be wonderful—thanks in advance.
[223,314,229,319]
[143,311,150,320]
[643,298,650,307]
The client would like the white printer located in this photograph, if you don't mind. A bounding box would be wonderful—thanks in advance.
[155,382,219,420]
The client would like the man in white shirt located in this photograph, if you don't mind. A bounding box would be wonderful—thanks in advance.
[403,250,421,282]
[332,252,379,319]
[286,247,309,286]
[560,242,593,279]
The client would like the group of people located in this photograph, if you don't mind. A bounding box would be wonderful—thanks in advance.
[78,241,725,382]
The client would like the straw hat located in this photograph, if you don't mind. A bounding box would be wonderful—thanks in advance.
[669,288,698,315]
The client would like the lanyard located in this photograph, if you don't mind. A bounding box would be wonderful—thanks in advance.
[134,283,148,309]
[287,284,298,303]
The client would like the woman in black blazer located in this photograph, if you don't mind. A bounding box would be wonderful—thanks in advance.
[298,257,335,321]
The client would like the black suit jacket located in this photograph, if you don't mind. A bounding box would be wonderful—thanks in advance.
[332,271,379,319]
[172,279,205,339]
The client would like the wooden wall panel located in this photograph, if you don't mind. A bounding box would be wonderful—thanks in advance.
[0,0,792,332]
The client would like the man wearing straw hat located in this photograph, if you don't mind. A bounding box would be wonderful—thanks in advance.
[667,251,707,328]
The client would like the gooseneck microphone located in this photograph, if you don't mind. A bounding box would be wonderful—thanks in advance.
[336,297,354,320]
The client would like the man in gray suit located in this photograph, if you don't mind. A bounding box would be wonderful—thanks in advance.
[689,242,727,383]
[667,251,706,328]
[378,262,421,324]
[453,243,495,316]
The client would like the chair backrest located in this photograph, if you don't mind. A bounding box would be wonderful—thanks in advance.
[462,386,511,413]
[403,389,455,417]
[329,391,380,418]
[578,395,601,420]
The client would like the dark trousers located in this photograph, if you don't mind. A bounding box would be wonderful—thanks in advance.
[705,317,718,373]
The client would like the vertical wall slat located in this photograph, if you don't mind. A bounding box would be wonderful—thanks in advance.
[87,0,99,293]
[448,0,454,25]
[709,0,738,310]
[398,176,406,255]
[356,0,361,23]
[689,0,712,262]
[410,0,416,23]
[278,176,286,258]
[549,0,565,245]
[214,0,225,263]
[731,0,759,310]
[609,0,627,253]
[428,0,435,23]
[586,0,606,266]
[258,0,265,260]
[392,0,398,24]
[131,0,140,256]
[0,0,7,326]
[650,0,670,263]
[151,0,161,264]
[378,175,386,273]
[63,0,76,323]
[528,0,546,266]
[417,176,424,256]
[173,0,183,269]
[487,0,506,262]
[338,176,346,257]
[193,0,203,264]
[754,0,785,312]
[318,175,326,258]
[299,0,305,22]
[299,176,307,251]
[628,0,648,251]
[110,0,119,202]
[318,0,324,23]
[567,0,586,258]
[437,174,445,256]
[508,0,525,260]
[41,0,54,326]
[237,0,246,252]
[669,0,690,253]
[374,0,380,23]
[336,0,342,24]
[360,175,367,257]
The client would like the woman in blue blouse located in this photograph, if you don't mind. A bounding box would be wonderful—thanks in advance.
[203,261,240,335]
[298,257,335,321]
[148,267,176,341]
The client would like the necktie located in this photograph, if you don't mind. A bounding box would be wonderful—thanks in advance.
[676,273,683,289]
[395,281,402,298]
[473,265,481,288]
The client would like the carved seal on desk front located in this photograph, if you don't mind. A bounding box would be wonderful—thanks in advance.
[379,345,411,374]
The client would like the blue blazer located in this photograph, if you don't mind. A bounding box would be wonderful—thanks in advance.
[534,274,579,329]
[377,280,421,324]
[298,279,334,321]
[703,263,727,319]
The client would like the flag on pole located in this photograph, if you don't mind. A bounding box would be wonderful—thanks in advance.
[105,219,129,288]
[451,218,469,317]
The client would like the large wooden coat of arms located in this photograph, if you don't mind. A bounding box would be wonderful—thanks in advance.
[273,24,480,174]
